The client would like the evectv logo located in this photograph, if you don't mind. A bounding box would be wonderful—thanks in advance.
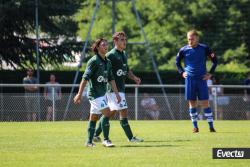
[217,149,244,158]
[213,148,250,159]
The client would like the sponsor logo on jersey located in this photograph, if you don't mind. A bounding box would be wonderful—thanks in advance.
[116,69,127,76]
[97,76,107,82]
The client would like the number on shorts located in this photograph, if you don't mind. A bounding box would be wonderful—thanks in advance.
[122,99,127,107]
[101,99,107,107]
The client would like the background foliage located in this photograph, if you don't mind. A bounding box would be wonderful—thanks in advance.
[0,0,249,73]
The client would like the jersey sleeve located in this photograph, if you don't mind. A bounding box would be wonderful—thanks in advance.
[205,46,217,74]
[176,49,185,74]
[124,52,130,72]
[82,59,97,81]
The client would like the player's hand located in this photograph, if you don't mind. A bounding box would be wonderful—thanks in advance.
[115,93,121,104]
[134,76,141,85]
[182,72,187,78]
[203,73,212,80]
[73,94,81,104]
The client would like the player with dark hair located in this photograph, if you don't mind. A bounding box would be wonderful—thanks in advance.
[93,32,143,142]
[74,38,121,147]
[176,30,217,133]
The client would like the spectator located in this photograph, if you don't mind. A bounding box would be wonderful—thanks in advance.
[207,75,214,100]
[210,76,225,120]
[44,74,62,121]
[140,93,160,120]
[23,68,39,121]
[243,73,250,119]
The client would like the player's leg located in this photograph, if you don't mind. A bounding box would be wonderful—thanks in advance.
[86,113,98,147]
[94,110,116,142]
[119,109,143,142]
[189,100,199,132]
[86,96,109,147]
[100,108,114,147]
[198,80,216,132]
[186,77,199,132]
[200,100,215,132]
[119,109,133,140]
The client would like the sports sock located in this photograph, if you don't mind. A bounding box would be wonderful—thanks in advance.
[87,120,96,143]
[189,108,198,128]
[94,115,103,137]
[204,107,214,129]
[101,116,110,141]
[120,118,133,140]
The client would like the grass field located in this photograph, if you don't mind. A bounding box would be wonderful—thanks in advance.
[0,121,249,167]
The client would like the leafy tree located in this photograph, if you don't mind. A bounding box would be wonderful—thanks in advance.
[75,0,250,72]
[1,0,249,72]
[0,0,82,69]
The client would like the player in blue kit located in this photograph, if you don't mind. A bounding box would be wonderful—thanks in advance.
[176,30,217,133]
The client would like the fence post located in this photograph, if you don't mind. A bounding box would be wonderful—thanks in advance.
[52,87,55,122]
[213,86,218,120]
[135,87,138,120]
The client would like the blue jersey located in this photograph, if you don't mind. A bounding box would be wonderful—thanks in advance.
[176,43,217,78]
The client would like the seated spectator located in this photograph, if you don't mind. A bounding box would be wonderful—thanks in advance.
[210,76,229,120]
[140,93,160,120]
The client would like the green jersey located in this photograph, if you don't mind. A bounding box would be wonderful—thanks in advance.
[82,54,114,100]
[106,48,129,93]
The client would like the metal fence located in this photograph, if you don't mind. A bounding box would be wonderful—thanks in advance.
[0,84,249,121]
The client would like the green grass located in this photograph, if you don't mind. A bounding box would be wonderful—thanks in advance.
[0,121,249,167]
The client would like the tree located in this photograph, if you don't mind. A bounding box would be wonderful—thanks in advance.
[0,0,82,69]
[75,0,250,72]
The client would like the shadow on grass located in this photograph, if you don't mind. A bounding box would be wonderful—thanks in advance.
[144,139,191,143]
[119,144,179,148]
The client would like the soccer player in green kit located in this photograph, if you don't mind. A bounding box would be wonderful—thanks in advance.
[93,31,143,143]
[74,38,121,147]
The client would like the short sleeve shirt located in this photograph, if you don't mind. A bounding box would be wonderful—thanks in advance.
[82,54,114,100]
[106,48,129,93]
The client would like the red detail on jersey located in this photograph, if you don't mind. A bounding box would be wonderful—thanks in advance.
[210,53,215,58]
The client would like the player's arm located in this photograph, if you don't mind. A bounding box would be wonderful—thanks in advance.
[204,47,217,80]
[108,61,121,103]
[74,79,87,104]
[128,69,141,85]
[109,80,121,103]
[74,60,96,104]
[176,50,186,78]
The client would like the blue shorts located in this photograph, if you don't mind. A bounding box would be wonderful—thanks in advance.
[185,76,209,100]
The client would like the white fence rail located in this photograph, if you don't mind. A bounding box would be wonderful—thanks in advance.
[0,84,249,121]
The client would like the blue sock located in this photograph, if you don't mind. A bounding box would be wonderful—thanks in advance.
[204,107,214,129]
[208,122,214,129]
[189,108,198,128]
